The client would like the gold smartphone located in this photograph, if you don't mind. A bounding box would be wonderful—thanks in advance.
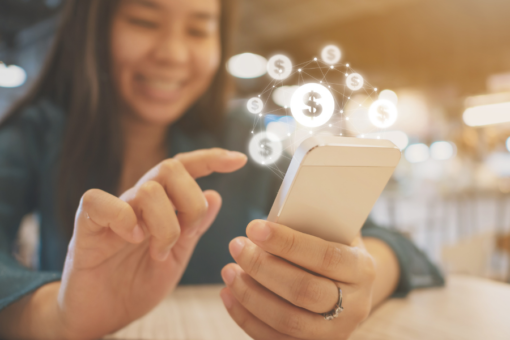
[268,136,401,245]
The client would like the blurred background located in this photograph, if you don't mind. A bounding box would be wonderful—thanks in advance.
[1,0,510,282]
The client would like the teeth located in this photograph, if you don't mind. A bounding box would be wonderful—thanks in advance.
[142,78,182,92]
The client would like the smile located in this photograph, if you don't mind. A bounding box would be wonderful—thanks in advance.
[135,74,187,102]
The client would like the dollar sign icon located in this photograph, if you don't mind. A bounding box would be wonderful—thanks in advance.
[274,59,285,74]
[247,97,263,114]
[327,48,336,62]
[302,91,323,118]
[267,55,292,80]
[377,105,390,123]
[351,76,360,88]
[259,138,273,158]
[346,73,364,91]
[368,99,397,129]
[321,45,341,65]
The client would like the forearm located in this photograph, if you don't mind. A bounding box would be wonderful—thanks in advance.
[0,281,65,339]
[363,237,400,307]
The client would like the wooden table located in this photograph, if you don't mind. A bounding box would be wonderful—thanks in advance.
[106,275,510,340]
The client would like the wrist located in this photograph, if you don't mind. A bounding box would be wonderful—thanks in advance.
[0,281,69,339]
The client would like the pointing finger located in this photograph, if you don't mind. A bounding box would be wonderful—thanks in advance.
[174,148,247,179]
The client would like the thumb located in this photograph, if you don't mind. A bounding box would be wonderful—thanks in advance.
[170,190,222,266]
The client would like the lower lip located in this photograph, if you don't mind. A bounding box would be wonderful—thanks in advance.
[134,76,185,103]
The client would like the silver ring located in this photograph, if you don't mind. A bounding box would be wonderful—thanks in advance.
[321,287,344,321]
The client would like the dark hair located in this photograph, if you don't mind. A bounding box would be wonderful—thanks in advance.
[2,0,236,236]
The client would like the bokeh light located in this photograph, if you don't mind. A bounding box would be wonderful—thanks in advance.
[405,143,430,163]
[378,89,398,106]
[430,141,457,160]
[272,86,299,107]
[227,53,267,79]
[463,102,510,126]
[0,63,27,88]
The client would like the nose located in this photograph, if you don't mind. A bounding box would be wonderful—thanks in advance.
[153,28,189,66]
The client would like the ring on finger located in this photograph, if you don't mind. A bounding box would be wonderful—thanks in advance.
[321,286,344,321]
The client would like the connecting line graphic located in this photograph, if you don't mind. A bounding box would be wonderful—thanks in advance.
[245,50,397,172]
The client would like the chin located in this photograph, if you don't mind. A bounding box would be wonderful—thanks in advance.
[137,104,187,126]
[121,79,211,126]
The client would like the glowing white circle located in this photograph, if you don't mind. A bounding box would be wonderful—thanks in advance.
[290,83,335,128]
[272,85,299,107]
[266,55,292,80]
[0,63,27,88]
[368,99,398,129]
[346,73,364,91]
[247,97,264,114]
[227,53,267,79]
[405,143,429,163]
[431,141,456,160]
[321,45,341,65]
[378,89,398,106]
[249,132,283,165]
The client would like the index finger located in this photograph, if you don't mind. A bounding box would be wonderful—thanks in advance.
[174,148,247,179]
[123,148,246,230]
[246,220,373,283]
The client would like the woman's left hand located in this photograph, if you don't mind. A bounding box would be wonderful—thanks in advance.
[220,220,376,340]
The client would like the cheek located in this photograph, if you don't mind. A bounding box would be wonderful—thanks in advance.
[194,41,221,85]
[110,21,154,92]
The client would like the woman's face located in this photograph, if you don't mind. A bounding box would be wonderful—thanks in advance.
[111,0,221,125]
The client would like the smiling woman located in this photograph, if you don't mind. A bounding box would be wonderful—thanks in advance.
[111,0,222,124]
[0,0,443,339]
[2,0,235,235]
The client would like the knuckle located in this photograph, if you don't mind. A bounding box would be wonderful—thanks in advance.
[114,202,134,224]
[138,181,161,198]
[280,232,298,256]
[293,276,324,308]
[238,284,254,306]
[190,199,208,220]
[164,225,181,243]
[279,314,306,336]
[245,248,264,277]
[321,244,344,273]
[160,158,184,176]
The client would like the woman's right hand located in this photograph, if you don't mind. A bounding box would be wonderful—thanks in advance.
[1,148,246,340]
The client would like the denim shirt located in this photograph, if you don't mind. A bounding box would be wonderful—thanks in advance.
[0,99,443,311]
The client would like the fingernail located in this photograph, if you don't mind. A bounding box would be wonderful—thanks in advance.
[220,289,234,309]
[249,221,271,242]
[222,267,236,285]
[230,238,245,258]
[226,151,246,159]
[131,224,145,242]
